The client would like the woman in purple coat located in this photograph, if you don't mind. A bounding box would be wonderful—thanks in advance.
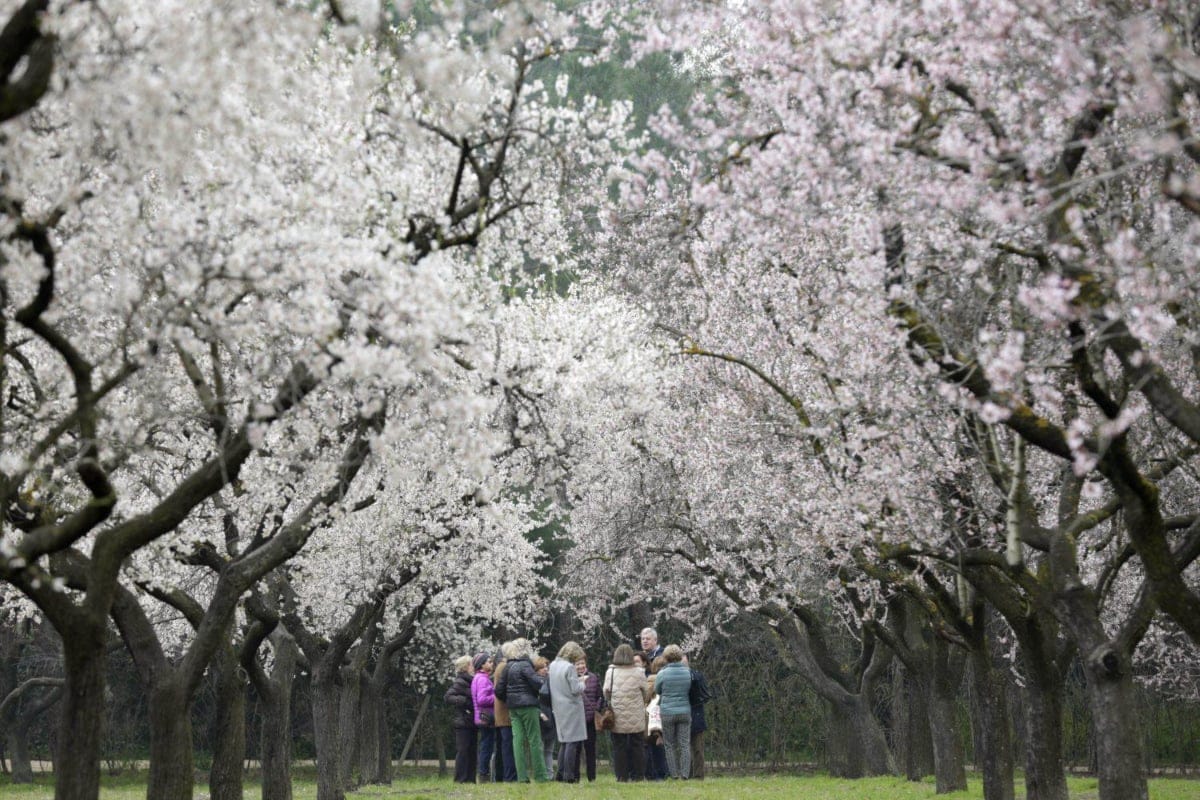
[573,655,603,782]
[471,652,496,781]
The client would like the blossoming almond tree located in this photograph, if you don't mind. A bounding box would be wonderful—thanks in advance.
[593,3,1200,799]
[0,2,635,799]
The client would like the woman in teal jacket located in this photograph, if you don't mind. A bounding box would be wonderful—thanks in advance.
[653,644,693,778]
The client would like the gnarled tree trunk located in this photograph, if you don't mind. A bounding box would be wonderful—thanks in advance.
[310,665,344,800]
[1084,648,1146,800]
[969,633,1014,800]
[56,623,107,800]
[336,667,362,789]
[358,674,386,784]
[769,606,895,777]
[1022,665,1069,800]
[893,664,934,782]
[145,676,195,800]
[826,694,893,778]
[926,642,967,794]
[209,645,247,800]
[255,629,298,800]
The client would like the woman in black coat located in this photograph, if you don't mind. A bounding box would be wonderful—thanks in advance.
[444,655,477,782]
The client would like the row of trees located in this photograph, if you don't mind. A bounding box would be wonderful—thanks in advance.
[0,3,658,800]
[6,608,1197,781]
[557,3,1200,800]
[4,3,1200,800]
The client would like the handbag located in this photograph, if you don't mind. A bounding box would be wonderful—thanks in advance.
[597,667,617,731]
[646,694,662,735]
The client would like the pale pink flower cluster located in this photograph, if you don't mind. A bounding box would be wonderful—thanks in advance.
[1017,275,1081,328]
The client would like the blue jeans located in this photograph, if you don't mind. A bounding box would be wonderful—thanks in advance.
[497,726,517,781]
[478,726,496,778]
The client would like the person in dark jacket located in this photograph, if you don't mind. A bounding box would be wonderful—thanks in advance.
[639,627,665,661]
[644,654,669,780]
[574,655,602,782]
[685,654,713,779]
[494,638,548,783]
[443,655,477,783]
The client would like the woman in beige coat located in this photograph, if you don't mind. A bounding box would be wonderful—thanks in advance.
[603,644,651,781]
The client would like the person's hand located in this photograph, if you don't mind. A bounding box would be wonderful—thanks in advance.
[540,713,548,722]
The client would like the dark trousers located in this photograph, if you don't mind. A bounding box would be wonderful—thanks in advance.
[690,729,705,779]
[569,720,597,781]
[478,726,496,778]
[558,740,582,782]
[611,732,646,781]
[497,726,517,781]
[645,738,668,780]
[453,726,478,783]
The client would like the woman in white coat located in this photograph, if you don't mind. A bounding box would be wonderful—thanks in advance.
[548,641,587,782]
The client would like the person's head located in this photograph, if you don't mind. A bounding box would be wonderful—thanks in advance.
[473,652,493,674]
[632,652,647,671]
[650,655,667,674]
[639,627,659,651]
[663,644,684,663]
[557,641,586,663]
[575,656,589,676]
[510,638,534,660]
[612,643,635,666]
[499,640,517,660]
[533,656,549,674]
[454,654,472,674]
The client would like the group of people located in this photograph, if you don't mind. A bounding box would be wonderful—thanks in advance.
[443,627,712,783]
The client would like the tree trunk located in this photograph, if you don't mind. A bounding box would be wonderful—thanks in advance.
[1023,669,1070,800]
[209,647,247,800]
[310,667,344,800]
[7,729,32,783]
[893,665,934,781]
[56,626,106,800]
[1083,646,1148,800]
[336,669,361,789]
[258,631,298,800]
[770,609,895,777]
[377,703,392,782]
[358,675,385,784]
[826,695,892,778]
[927,649,967,793]
[969,642,1015,800]
[146,676,195,800]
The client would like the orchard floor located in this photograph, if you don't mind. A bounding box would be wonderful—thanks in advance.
[2,770,1199,800]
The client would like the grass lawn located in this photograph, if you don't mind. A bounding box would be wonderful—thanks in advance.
[1,770,1196,799]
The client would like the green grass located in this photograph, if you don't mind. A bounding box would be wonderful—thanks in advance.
[1,771,1196,799]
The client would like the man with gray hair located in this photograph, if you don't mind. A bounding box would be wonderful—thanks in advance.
[639,628,664,661]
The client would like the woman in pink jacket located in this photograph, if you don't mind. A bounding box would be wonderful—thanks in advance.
[471,652,496,781]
